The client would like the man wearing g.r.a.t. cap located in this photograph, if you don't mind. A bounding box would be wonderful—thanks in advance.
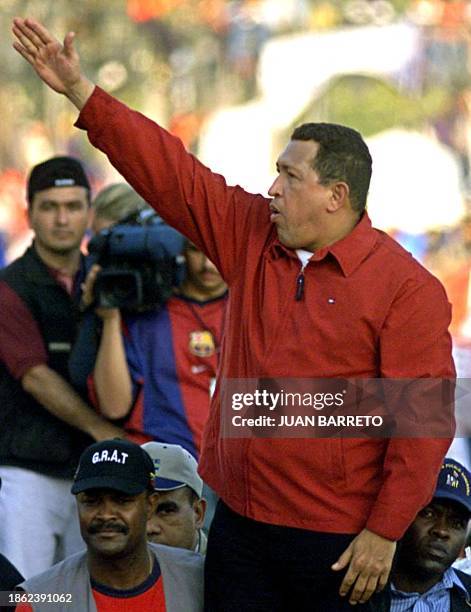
[0,157,124,580]
[17,439,203,612]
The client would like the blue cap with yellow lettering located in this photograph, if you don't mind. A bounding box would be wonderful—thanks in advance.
[434,458,471,515]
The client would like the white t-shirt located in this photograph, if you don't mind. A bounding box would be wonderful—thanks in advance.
[296,249,312,269]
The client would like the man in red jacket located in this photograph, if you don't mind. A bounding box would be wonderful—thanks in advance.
[12,18,456,610]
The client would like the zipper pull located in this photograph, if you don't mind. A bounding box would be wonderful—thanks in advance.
[295,272,305,301]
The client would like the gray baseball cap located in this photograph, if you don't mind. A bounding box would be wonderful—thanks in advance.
[141,442,203,498]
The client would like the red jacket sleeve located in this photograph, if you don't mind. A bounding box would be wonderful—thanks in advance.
[367,273,455,540]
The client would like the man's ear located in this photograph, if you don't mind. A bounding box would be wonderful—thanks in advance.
[193,498,207,529]
[327,181,349,213]
[26,203,33,227]
[146,491,158,520]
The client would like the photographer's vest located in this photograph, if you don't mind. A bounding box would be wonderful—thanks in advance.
[0,245,91,478]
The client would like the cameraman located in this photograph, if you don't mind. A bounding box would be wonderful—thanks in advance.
[78,184,227,460]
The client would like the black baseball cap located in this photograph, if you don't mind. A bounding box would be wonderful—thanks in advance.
[434,458,471,515]
[72,439,155,495]
[27,156,90,204]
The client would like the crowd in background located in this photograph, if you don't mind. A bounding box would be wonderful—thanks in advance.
[2,0,471,456]
[1,1,471,608]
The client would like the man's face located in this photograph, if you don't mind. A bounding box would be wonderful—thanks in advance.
[399,500,469,579]
[184,243,226,299]
[28,186,90,256]
[77,488,155,559]
[146,487,205,551]
[268,140,335,252]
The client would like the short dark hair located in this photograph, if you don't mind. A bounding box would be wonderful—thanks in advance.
[290,123,372,213]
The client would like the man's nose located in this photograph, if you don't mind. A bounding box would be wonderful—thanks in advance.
[430,516,450,538]
[55,206,69,224]
[202,256,217,272]
[268,176,281,198]
[147,517,162,534]
[96,498,118,519]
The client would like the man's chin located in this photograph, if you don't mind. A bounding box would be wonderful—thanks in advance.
[147,534,163,546]
[198,275,224,288]
[87,533,128,556]
[147,534,181,548]
[276,231,298,250]
[37,237,82,256]
[416,556,450,578]
[48,244,80,256]
[91,543,128,558]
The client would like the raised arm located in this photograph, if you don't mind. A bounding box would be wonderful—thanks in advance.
[81,265,133,419]
[13,18,268,285]
[12,17,93,109]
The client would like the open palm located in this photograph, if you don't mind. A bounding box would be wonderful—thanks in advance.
[12,18,81,95]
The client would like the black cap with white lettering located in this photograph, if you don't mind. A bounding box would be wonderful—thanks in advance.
[27,156,91,205]
[71,439,155,495]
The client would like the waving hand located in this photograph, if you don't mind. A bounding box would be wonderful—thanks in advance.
[12,18,93,109]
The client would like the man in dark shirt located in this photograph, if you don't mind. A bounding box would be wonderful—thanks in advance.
[0,157,123,578]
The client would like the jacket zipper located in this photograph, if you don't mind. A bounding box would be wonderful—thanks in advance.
[295,260,309,301]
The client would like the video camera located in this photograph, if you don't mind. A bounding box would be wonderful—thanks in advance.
[87,210,185,312]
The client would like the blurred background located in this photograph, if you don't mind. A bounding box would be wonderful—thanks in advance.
[2,0,471,447]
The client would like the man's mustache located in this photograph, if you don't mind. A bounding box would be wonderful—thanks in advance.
[88,520,128,535]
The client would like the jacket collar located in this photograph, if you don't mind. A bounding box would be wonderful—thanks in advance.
[23,242,87,298]
[267,212,378,277]
[23,243,58,285]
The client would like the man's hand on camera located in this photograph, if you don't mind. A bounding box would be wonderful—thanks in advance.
[12,18,94,109]
[81,264,120,320]
[81,264,100,310]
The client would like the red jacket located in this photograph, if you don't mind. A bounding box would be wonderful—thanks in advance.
[77,87,455,540]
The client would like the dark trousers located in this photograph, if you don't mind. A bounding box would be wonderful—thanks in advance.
[204,501,386,612]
